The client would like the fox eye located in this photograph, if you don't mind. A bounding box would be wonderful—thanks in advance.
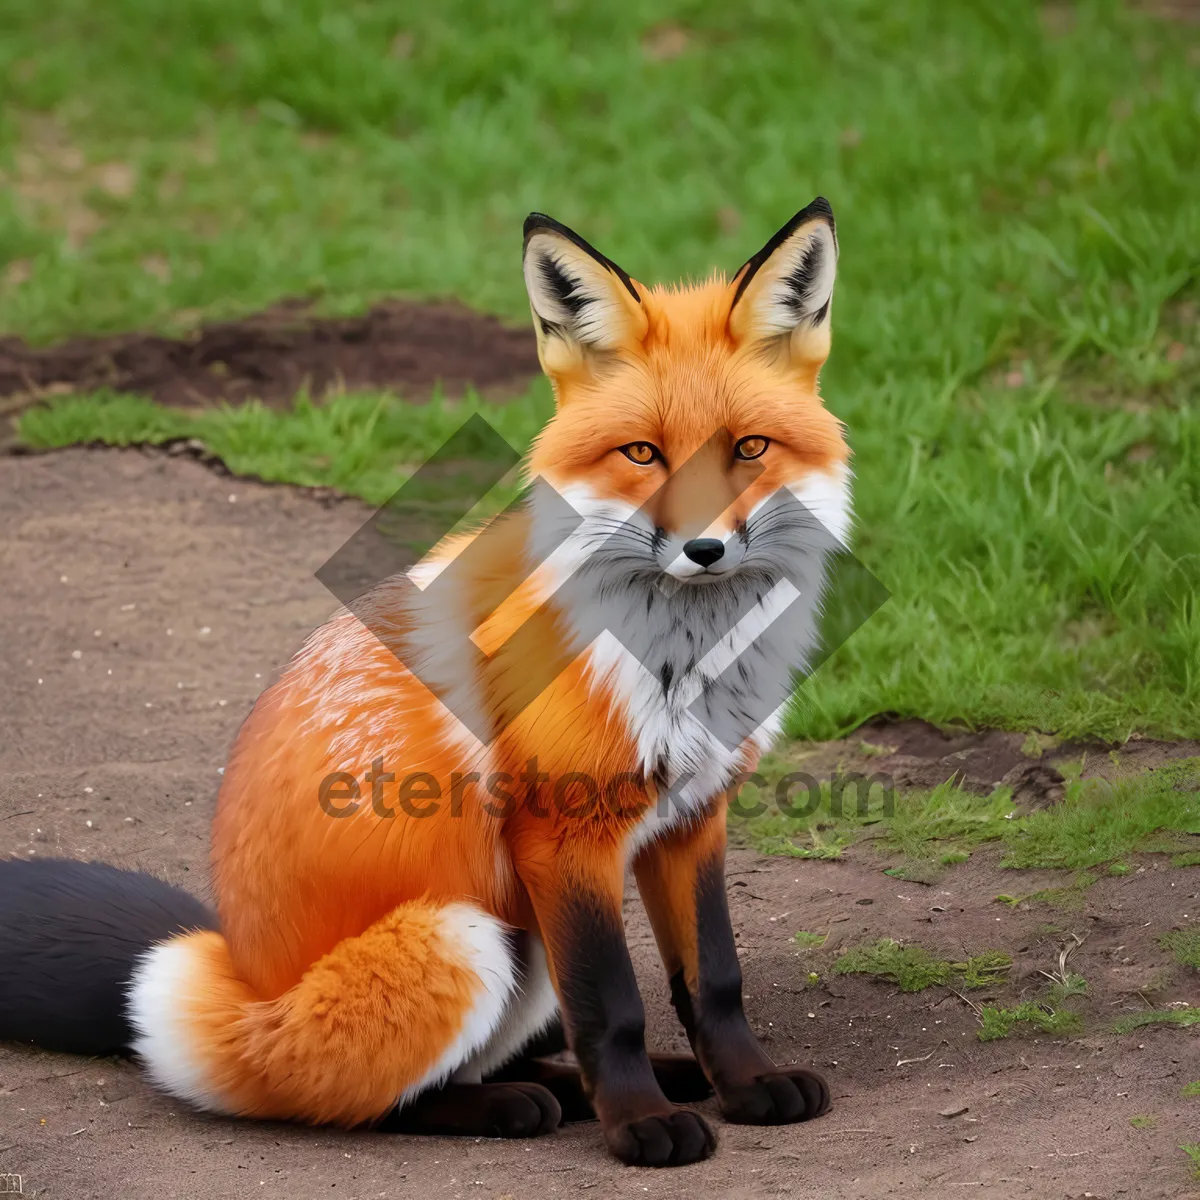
[620,441,662,466]
[733,435,770,460]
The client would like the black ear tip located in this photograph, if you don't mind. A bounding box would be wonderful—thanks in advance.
[520,214,641,305]
[800,196,835,226]
[524,212,557,241]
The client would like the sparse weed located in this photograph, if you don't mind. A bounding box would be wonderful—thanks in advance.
[1159,930,1200,970]
[833,939,1012,994]
[1112,1009,1200,1034]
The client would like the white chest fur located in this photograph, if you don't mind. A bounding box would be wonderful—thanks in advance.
[583,573,824,856]
[532,466,853,856]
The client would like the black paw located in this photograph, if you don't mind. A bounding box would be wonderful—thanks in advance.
[718,1068,831,1125]
[605,1109,717,1167]
[485,1082,563,1137]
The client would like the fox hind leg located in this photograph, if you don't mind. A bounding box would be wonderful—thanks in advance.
[379,930,566,1138]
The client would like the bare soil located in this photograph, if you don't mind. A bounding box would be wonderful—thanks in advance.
[2,447,1198,1200]
[0,299,540,414]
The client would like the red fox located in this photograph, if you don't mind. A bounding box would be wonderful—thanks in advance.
[0,199,851,1167]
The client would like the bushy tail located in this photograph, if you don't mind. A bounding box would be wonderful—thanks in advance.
[123,900,517,1126]
[0,857,216,1056]
[1,858,520,1127]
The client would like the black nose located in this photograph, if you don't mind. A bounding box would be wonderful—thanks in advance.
[682,538,725,568]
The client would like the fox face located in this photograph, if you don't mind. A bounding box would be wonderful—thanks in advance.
[510,202,855,800]
[523,200,852,590]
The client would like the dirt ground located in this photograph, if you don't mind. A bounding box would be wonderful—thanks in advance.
[0,299,540,413]
[2,447,1198,1200]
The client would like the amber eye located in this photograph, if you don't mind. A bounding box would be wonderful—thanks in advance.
[620,442,661,466]
[734,436,770,460]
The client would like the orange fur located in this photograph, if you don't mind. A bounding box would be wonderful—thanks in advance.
[150,905,489,1126]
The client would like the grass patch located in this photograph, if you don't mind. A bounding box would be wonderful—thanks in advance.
[1183,1145,1200,1181]
[1130,1115,1155,1129]
[977,1001,1082,1042]
[18,387,552,509]
[994,871,1099,911]
[977,970,1087,1041]
[999,761,1200,870]
[793,930,827,948]
[737,755,1199,871]
[3,1,1199,745]
[1159,930,1200,970]
[1112,1008,1200,1034]
[729,755,1015,864]
[832,939,1011,993]
[1182,1081,1200,1098]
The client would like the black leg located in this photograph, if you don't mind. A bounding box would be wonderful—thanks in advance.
[509,842,718,1169]
[634,813,832,1127]
[489,1050,712,1122]
[677,856,831,1124]
[376,1081,561,1138]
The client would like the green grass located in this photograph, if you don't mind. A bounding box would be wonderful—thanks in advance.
[976,968,1088,1040]
[995,872,1099,911]
[832,938,1011,993]
[1183,1144,1200,1181]
[1112,1008,1200,1034]
[977,1001,1083,1042]
[793,930,827,948]
[1182,1081,1200,1098]
[4,0,1200,743]
[732,752,1200,869]
[1129,1115,1155,1129]
[19,387,552,508]
[1159,930,1200,970]
[1000,760,1200,869]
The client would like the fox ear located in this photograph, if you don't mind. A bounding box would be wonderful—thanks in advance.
[522,214,647,375]
[728,198,838,368]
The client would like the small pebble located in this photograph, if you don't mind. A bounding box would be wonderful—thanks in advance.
[939,1103,969,1118]
[71,650,82,660]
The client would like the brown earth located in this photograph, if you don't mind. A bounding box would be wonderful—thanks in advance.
[0,299,541,415]
[2,447,1199,1200]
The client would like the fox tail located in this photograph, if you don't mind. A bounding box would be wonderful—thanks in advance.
[0,856,527,1127]
[0,856,216,1056]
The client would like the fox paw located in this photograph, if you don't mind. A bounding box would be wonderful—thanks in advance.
[719,1069,831,1125]
[605,1109,717,1167]
[483,1083,563,1137]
